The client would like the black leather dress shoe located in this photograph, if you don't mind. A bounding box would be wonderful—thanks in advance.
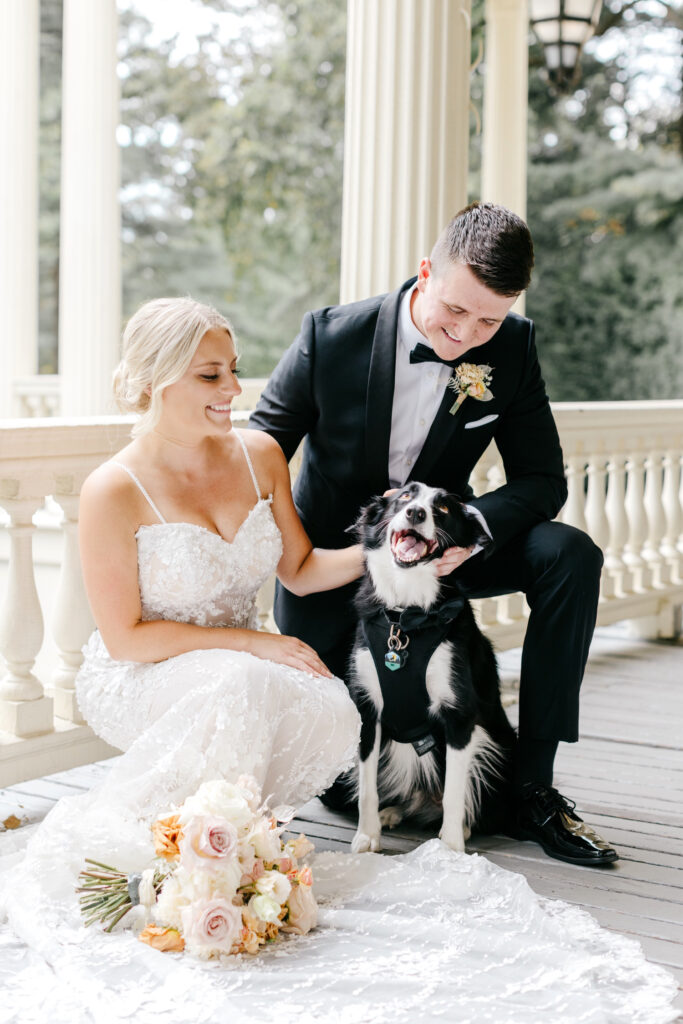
[515,784,619,867]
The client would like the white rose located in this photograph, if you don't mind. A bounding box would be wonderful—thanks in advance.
[248,892,281,924]
[154,873,186,930]
[178,781,255,830]
[255,870,291,904]
[236,774,262,811]
[247,820,283,861]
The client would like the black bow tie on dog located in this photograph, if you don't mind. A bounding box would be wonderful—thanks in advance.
[409,342,460,368]
[384,595,466,632]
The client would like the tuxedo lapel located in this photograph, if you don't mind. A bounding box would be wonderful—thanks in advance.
[364,279,415,490]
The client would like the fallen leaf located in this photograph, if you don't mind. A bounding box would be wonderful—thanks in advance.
[3,814,22,830]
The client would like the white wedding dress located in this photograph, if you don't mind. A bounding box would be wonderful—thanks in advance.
[0,433,678,1024]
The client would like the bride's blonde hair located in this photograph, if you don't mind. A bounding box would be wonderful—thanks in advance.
[113,297,235,437]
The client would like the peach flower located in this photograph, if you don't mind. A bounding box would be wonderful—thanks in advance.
[151,814,183,860]
[283,881,318,935]
[138,924,185,953]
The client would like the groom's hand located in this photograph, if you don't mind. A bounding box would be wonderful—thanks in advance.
[434,545,475,577]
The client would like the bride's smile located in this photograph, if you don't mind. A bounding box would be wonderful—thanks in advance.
[157,327,243,443]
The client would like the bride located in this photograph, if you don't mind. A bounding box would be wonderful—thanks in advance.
[0,298,677,1023]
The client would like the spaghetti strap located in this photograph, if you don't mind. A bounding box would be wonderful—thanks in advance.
[113,462,167,524]
[235,430,262,502]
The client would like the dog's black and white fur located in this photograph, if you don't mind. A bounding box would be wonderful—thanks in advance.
[349,482,517,854]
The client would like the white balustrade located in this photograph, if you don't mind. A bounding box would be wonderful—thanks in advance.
[1,401,682,786]
[604,455,629,598]
[0,497,52,736]
[661,450,681,583]
[562,455,588,533]
[51,492,95,723]
[642,450,668,589]
[623,452,648,592]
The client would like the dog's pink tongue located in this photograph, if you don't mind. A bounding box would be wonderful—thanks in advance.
[396,534,425,560]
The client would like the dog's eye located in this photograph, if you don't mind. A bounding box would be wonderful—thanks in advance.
[398,493,411,501]
[436,504,449,513]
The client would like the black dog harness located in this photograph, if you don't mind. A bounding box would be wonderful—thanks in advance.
[360,595,465,756]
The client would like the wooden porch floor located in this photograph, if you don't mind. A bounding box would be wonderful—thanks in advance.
[2,626,682,1017]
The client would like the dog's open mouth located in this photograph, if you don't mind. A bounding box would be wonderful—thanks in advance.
[390,529,437,565]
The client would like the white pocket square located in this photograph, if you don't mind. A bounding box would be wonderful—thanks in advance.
[464,414,499,430]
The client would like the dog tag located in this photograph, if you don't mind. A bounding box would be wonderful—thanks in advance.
[384,650,407,671]
[412,734,437,757]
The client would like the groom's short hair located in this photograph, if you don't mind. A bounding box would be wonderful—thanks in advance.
[430,202,534,297]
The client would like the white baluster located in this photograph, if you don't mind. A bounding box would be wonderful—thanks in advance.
[678,453,683,557]
[642,450,667,588]
[561,456,587,532]
[584,454,609,599]
[472,597,498,630]
[51,493,95,722]
[470,459,489,498]
[661,449,681,584]
[623,452,648,592]
[498,592,526,624]
[0,497,53,737]
[604,454,630,597]
[486,462,505,494]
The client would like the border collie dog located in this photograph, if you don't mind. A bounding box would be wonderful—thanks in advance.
[349,482,517,854]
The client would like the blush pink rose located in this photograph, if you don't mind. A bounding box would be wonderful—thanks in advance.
[181,897,242,955]
[179,815,238,869]
[282,882,318,936]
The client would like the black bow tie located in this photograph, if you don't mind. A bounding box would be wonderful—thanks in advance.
[409,342,459,368]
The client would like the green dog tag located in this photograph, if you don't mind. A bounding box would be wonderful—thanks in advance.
[384,650,406,671]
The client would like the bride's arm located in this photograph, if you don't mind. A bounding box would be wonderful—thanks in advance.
[256,434,364,597]
[78,463,331,674]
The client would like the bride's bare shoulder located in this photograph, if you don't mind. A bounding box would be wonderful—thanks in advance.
[80,449,144,517]
[237,427,288,474]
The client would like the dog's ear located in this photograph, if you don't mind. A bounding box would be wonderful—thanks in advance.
[347,495,390,538]
[441,497,491,551]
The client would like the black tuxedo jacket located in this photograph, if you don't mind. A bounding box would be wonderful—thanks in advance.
[250,278,567,652]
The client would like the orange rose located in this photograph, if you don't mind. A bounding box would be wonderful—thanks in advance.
[152,814,183,860]
[138,924,185,953]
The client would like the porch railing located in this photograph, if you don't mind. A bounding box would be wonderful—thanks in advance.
[1,400,682,786]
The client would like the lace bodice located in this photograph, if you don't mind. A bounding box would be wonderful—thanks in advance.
[117,430,282,630]
[136,503,281,629]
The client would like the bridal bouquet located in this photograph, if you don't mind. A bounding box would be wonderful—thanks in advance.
[76,776,318,959]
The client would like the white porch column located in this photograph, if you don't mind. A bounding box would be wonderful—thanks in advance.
[481,0,528,218]
[59,0,121,416]
[340,0,472,303]
[481,0,529,313]
[0,0,39,417]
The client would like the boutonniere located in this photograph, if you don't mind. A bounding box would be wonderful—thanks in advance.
[447,363,494,415]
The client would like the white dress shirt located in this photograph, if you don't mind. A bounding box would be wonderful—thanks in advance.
[388,285,452,488]
[387,285,492,547]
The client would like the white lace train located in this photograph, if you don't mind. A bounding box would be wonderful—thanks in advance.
[0,443,678,1022]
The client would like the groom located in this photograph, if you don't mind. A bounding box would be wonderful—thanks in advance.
[250,201,618,867]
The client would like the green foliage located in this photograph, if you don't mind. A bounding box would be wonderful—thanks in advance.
[118,0,346,375]
[38,0,682,395]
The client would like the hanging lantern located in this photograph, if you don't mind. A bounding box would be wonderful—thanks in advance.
[529,0,603,87]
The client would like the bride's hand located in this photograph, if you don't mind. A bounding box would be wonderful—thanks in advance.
[247,632,333,678]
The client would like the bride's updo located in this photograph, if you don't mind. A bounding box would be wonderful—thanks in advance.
[114,297,234,437]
